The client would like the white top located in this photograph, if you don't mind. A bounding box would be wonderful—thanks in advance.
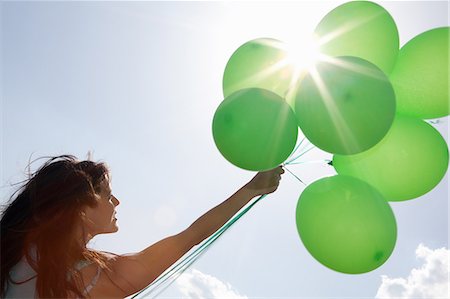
[5,248,102,298]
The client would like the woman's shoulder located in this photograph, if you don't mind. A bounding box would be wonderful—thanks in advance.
[99,250,121,260]
[78,251,131,298]
[85,249,160,298]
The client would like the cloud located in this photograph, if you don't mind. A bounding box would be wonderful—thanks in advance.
[375,244,449,299]
[176,268,248,299]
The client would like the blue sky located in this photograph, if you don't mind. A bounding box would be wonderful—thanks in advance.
[1,1,448,298]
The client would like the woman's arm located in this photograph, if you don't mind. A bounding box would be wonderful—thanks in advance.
[97,166,284,297]
[184,165,284,245]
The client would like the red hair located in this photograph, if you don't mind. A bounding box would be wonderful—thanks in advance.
[1,155,113,298]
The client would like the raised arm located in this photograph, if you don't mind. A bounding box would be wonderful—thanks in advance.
[98,166,284,297]
[184,165,285,245]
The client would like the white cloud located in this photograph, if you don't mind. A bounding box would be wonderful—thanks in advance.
[376,244,449,299]
[176,268,248,299]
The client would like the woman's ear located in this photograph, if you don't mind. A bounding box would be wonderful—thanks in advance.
[80,210,89,222]
[80,209,95,225]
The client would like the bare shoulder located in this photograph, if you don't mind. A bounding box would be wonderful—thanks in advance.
[84,230,198,298]
[79,251,141,298]
[85,250,166,298]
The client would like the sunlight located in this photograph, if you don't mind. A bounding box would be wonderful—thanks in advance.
[321,55,388,80]
[224,38,293,97]
[309,67,360,153]
[316,10,382,48]
[282,35,325,100]
[284,35,321,73]
[224,57,292,96]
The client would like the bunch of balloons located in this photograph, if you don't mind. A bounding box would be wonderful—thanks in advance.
[212,1,449,274]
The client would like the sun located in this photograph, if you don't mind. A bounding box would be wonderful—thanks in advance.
[284,35,322,73]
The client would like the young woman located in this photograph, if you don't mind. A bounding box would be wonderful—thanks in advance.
[1,155,284,298]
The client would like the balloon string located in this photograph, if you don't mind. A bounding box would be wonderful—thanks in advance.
[287,159,331,165]
[283,166,306,185]
[141,195,266,298]
[132,195,267,298]
[288,137,305,159]
[427,119,443,125]
[285,144,315,165]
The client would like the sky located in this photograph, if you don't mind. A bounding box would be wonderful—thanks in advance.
[1,1,449,298]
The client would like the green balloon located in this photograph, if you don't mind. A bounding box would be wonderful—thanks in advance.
[293,56,396,155]
[390,27,449,119]
[315,1,399,75]
[296,175,397,274]
[212,88,298,171]
[333,115,449,201]
[223,38,294,98]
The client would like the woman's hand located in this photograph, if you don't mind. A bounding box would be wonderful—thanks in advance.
[245,166,285,196]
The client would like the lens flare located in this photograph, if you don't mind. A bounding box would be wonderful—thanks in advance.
[285,36,321,73]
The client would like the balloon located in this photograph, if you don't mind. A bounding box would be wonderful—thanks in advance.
[333,115,449,201]
[389,27,449,119]
[296,175,397,274]
[314,1,399,75]
[293,56,396,155]
[223,38,294,98]
[212,88,298,171]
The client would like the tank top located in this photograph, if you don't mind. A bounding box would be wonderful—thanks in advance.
[4,247,102,298]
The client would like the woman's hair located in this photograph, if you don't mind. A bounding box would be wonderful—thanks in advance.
[1,155,113,298]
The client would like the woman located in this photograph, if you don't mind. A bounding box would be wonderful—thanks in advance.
[1,155,284,298]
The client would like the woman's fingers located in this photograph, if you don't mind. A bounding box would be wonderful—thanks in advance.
[245,165,286,195]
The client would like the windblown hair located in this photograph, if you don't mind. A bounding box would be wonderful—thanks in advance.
[1,155,113,298]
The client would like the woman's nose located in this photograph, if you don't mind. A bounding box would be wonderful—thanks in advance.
[112,196,120,206]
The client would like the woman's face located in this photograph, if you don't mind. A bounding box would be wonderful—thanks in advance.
[82,178,120,236]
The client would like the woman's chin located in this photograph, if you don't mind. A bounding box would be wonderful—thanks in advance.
[105,223,119,234]
[111,223,119,232]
